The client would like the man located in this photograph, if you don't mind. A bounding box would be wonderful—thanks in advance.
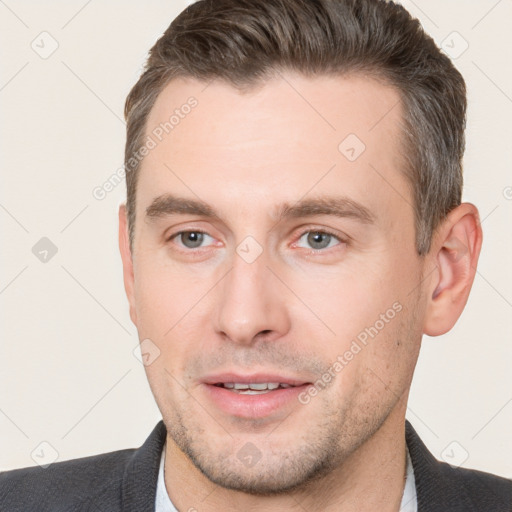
[1,0,511,510]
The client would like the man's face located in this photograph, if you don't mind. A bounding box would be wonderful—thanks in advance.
[123,72,429,494]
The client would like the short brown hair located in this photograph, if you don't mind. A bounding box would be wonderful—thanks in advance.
[124,0,466,255]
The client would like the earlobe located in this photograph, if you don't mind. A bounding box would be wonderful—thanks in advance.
[118,203,138,326]
[423,203,483,336]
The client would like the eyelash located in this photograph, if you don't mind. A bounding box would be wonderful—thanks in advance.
[167,227,347,254]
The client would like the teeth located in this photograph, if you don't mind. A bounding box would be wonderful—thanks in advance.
[246,383,269,390]
[223,382,289,390]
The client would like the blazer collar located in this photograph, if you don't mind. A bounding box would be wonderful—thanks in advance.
[405,420,475,511]
[121,419,476,511]
[121,420,167,512]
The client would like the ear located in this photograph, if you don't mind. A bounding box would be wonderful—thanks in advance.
[423,203,483,336]
[118,203,138,326]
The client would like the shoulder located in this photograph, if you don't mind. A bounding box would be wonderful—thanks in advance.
[439,462,512,509]
[406,420,512,510]
[0,421,167,512]
[0,447,135,512]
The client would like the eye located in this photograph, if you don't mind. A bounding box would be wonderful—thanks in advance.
[169,230,215,249]
[295,229,345,251]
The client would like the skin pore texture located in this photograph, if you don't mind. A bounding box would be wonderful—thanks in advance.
[118,71,482,511]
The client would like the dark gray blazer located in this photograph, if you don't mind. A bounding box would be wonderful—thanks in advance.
[1,420,511,511]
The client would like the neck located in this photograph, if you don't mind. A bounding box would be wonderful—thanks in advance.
[164,405,408,512]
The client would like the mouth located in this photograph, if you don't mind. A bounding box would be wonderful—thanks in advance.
[200,374,313,418]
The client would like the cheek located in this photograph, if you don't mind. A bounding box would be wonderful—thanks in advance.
[132,255,202,335]
[290,254,421,378]
[289,262,401,337]
[133,277,172,338]
[330,303,420,419]
[363,295,422,386]
[132,260,214,380]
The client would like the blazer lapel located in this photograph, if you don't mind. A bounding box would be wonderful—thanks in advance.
[405,420,476,511]
[121,420,167,512]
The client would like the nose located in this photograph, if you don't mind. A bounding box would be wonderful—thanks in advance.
[214,247,291,345]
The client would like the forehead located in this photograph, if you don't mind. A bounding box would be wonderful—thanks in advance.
[145,71,404,154]
[138,72,410,225]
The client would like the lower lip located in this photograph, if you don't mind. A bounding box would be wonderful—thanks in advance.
[202,384,312,419]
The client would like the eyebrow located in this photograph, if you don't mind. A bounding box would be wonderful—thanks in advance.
[145,193,375,225]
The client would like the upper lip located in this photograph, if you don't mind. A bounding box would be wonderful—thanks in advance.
[202,372,311,386]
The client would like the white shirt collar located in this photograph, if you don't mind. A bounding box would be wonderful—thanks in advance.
[400,444,418,511]
[155,441,178,512]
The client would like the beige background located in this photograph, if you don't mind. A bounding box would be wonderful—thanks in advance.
[1,0,511,477]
